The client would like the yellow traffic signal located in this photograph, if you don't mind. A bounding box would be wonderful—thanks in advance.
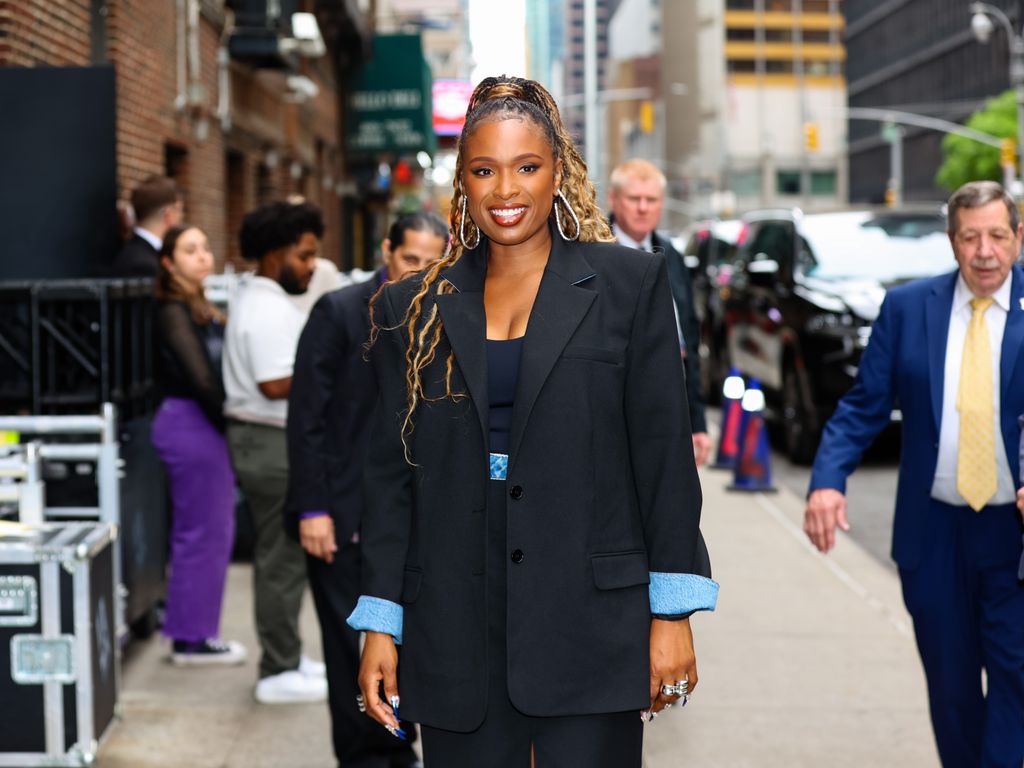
[640,101,655,134]
[1001,138,1016,166]
[804,122,819,152]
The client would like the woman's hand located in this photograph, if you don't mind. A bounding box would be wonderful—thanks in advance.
[357,631,402,731]
[646,617,698,719]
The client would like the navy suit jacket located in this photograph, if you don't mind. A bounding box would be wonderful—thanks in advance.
[809,266,1024,570]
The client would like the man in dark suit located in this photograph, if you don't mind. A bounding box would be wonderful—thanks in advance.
[806,181,1024,767]
[286,212,447,768]
[111,175,184,277]
[608,158,709,466]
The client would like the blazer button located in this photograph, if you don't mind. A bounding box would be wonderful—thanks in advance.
[510,549,525,564]
[509,485,524,500]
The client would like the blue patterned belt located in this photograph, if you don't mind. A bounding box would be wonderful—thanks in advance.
[489,452,508,480]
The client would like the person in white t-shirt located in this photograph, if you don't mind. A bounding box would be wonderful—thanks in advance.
[223,200,328,705]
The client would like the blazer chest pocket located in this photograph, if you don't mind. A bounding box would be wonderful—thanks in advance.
[562,345,623,366]
[401,568,423,604]
[591,550,649,590]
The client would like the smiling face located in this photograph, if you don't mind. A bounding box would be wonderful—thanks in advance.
[461,116,562,254]
[950,200,1022,298]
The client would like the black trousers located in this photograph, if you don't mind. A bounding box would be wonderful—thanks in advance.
[306,540,418,768]
[420,480,643,768]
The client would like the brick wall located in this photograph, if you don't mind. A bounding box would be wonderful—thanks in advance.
[1,0,351,271]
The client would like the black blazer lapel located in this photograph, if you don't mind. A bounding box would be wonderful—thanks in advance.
[508,236,597,466]
[436,244,489,444]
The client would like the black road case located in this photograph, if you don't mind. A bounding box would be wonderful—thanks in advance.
[0,523,118,766]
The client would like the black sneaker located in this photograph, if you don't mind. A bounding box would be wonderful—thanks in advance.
[171,638,247,667]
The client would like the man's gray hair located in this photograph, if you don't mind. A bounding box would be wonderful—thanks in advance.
[947,180,1021,233]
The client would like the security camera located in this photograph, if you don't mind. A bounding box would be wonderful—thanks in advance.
[286,12,326,58]
[972,11,995,44]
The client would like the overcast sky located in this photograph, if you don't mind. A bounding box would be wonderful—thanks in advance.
[468,0,527,85]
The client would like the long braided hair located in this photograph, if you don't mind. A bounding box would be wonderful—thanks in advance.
[377,75,613,462]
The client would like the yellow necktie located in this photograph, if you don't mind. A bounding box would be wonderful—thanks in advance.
[956,297,996,512]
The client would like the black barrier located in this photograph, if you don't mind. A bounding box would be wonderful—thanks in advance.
[0,279,157,420]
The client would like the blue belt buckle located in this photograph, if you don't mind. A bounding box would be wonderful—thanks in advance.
[489,452,508,480]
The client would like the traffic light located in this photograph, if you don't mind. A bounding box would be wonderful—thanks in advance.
[640,101,655,134]
[804,122,819,152]
[1001,138,1016,167]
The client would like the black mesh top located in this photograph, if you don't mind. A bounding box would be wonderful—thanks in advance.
[486,337,524,454]
[154,300,227,431]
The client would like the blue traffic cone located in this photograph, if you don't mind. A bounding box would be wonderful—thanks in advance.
[728,379,777,493]
[711,368,746,470]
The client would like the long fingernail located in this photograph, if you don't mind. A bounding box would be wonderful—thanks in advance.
[639,710,649,723]
[390,695,400,718]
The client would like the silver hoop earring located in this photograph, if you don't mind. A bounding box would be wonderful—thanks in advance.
[554,189,581,242]
[459,195,480,250]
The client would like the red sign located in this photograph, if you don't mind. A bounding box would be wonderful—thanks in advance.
[433,79,474,136]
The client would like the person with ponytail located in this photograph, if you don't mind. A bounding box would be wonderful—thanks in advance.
[347,76,717,766]
[152,225,246,666]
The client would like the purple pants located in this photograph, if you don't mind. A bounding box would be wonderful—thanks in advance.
[151,397,236,642]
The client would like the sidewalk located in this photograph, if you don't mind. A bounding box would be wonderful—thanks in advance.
[97,466,938,767]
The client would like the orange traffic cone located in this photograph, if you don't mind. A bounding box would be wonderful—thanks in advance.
[711,368,745,470]
[728,378,777,493]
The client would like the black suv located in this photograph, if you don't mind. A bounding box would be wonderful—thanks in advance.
[676,219,744,402]
[722,208,950,463]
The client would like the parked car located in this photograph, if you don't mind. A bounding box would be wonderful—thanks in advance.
[722,208,950,463]
[675,219,744,402]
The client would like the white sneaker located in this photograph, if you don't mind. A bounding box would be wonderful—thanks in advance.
[298,654,326,678]
[255,669,328,704]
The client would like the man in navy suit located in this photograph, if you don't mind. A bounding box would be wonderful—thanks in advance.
[806,181,1024,767]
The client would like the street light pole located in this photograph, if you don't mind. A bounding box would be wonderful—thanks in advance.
[970,2,1024,186]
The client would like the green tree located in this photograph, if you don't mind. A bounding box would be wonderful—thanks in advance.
[935,89,1017,191]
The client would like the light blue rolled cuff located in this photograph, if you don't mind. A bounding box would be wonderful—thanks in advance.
[649,572,719,615]
[346,596,404,644]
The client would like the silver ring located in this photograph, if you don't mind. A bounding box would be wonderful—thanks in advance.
[660,683,682,698]
[355,693,366,713]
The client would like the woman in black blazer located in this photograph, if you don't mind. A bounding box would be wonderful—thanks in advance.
[348,76,717,767]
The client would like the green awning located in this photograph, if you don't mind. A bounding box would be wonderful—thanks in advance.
[347,34,436,156]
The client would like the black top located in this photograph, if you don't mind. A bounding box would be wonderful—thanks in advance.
[154,300,226,431]
[485,337,524,454]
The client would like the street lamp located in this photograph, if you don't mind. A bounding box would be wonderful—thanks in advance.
[970,2,1024,189]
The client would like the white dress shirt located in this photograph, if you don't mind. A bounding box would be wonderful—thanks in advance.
[133,226,162,252]
[930,273,1015,506]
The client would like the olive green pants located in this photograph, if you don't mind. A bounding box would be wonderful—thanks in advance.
[227,420,307,678]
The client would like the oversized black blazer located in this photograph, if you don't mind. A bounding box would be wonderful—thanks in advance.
[285,272,381,545]
[362,231,707,732]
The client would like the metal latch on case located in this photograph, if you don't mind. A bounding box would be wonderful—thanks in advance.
[0,575,38,627]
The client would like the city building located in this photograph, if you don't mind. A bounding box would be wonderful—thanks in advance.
[525,0,566,101]
[0,0,373,272]
[710,0,847,214]
[562,0,613,154]
[845,0,1012,202]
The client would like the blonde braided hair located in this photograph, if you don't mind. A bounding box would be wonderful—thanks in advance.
[374,75,613,463]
